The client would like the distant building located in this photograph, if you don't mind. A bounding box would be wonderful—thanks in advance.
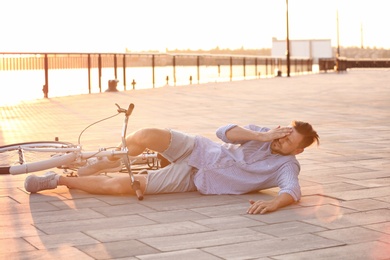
[271,38,333,63]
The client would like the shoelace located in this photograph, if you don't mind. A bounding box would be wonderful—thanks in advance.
[37,175,55,190]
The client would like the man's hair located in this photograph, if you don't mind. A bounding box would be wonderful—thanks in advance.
[292,121,320,149]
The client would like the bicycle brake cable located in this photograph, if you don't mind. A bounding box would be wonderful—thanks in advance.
[77,112,120,145]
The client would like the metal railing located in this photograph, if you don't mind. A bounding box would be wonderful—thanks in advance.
[0,52,313,98]
[319,58,390,72]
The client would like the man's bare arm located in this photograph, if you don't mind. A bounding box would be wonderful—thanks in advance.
[226,125,292,143]
[247,193,295,214]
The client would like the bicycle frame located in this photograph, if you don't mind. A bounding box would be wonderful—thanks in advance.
[115,103,144,200]
[2,103,146,200]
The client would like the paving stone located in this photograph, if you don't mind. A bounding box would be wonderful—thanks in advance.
[194,215,265,230]
[337,198,390,211]
[273,241,390,260]
[344,176,390,188]
[190,201,251,217]
[303,209,390,229]
[76,240,159,259]
[90,203,156,217]
[140,228,273,251]
[301,182,365,196]
[24,232,100,249]
[375,196,390,204]
[140,194,244,211]
[252,221,326,237]
[0,247,94,260]
[0,224,44,239]
[246,204,354,224]
[0,208,105,226]
[85,221,212,242]
[202,234,344,259]
[315,226,389,244]
[365,222,390,235]
[0,238,37,253]
[327,186,390,201]
[338,170,390,180]
[34,214,156,235]
[47,197,112,209]
[137,249,221,260]
[139,209,209,223]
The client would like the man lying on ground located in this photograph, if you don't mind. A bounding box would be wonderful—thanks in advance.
[25,121,319,214]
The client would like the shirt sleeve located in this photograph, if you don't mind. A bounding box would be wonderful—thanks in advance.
[216,124,269,144]
[216,124,238,143]
[277,162,301,202]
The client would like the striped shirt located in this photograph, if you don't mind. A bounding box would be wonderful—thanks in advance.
[188,124,301,201]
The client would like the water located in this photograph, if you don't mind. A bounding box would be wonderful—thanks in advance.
[0,64,313,106]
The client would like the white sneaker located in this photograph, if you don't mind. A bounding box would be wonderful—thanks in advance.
[77,157,122,176]
[24,171,60,193]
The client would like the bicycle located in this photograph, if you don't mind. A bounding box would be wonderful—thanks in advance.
[0,103,161,200]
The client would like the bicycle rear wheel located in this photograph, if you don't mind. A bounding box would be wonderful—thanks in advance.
[0,141,78,175]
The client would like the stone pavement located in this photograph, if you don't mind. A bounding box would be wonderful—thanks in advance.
[1,69,390,259]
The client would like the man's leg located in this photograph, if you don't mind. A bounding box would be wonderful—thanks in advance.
[60,175,147,195]
[78,128,172,176]
[124,128,171,156]
[25,172,147,194]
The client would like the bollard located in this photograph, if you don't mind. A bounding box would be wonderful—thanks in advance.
[166,76,169,85]
[42,84,48,98]
[189,75,192,84]
[106,79,119,92]
[131,79,136,90]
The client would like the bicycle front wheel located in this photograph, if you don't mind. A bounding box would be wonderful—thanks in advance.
[0,141,78,175]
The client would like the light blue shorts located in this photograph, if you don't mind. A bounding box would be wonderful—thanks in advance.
[144,129,198,194]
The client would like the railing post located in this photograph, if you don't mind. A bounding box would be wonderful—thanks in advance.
[255,58,258,78]
[98,54,102,92]
[87,54,91,94]
[114,54,117,79]
[43,53,49,98]
[123,54,127,90]
[230,57,233,81]
[173,55,176,86]
[243,57,246,79]
[152,54,155,88]
[197,56,200,84]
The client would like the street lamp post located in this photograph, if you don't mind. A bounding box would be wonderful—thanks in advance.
[336,9,341,71]
[336,9,340,58]
[286,0,291,77]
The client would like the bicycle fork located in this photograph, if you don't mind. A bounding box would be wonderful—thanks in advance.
[118,103,144,200]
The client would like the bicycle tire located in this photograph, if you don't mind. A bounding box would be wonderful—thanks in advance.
[0,141,78,175]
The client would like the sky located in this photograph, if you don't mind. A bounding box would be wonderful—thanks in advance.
[1,0,389,53]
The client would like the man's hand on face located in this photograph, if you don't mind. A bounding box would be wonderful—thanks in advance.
[263,126,292,142]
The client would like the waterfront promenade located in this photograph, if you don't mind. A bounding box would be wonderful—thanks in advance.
[1,69,390,259]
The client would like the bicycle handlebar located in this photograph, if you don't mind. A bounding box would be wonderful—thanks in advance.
[116,103,135,117]
[126,103,135,117]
